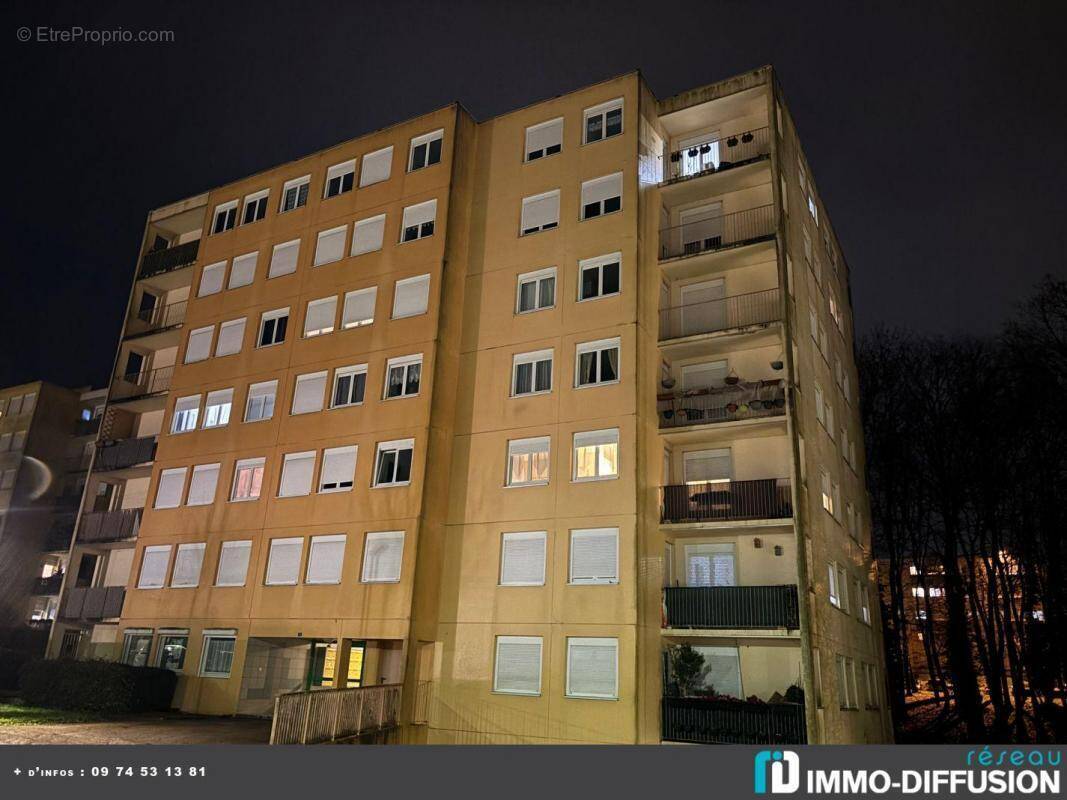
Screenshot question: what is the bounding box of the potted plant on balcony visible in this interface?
[741,131,754,144]
[724,369,740,386]
[667,644,706,697]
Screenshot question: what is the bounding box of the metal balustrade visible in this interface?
[111,365,173,401]
[94,436,157,472]
[270,683,402,744]
[138,239,199,279]
[77,508,141,543]
[131,299,187,332]
[663,585,799,629]
[660,287,781,340]
[659,205,775,261]
[662,127,771,184]
[60,586,125,621]
[660,478,792,524]
[658,379,786,429]
[661,697,806,744]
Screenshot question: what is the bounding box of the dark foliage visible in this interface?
[18,659,176,714]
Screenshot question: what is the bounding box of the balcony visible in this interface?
[661,478,792,524]
[60,586,125,621]
[661,127,770,186]
[663,585,799,630]
[94,436,157,472]
[658,380,785,430]
[661,697,806,745]
[660,288,781,342]
[660,205,774,262]
[138,239,199,280]
[126,300,188,344]
[34,574,65,596]
[77,508,141,544]
[110,365,173,403]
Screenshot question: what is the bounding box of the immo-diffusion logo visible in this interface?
[754,750,801,794]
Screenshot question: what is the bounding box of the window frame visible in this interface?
[319,445,357,493]
[199,633,237,679]
[383,354,423,400]
[568,527,619,585]
[323,159,356,199]
[579,173,623,221]
[519,190,560,236]
[572,428,620,482]
[515,266,556,314]
[279,175,310,213]
[506,436,551,488]
[565,637,619,700]
[577,252,622,302]
[257,307,289,348]
[241,189,269,226]
[372,439,414,488]
[499,531,548,587]
[330,364,368,409]
[493,635,543,696]
[574,337,621,388]
[211,200,238,235]
[231,457,265,502]
[408,129,444,172]
[582,98,624,145]
[511,349,553,397]
[524,117,563,162]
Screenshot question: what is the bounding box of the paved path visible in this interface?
[0,714,271,745]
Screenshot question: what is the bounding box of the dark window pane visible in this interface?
[396,448,413,483]
[538,276,555,308]
[602,263,620,295]
[259,320,274,347]
[604,196,621,214]
[334,375,351,406]
[581,267,600,300]
[275,316,287,342]
[535,359,552,391]
[428,137,442,165]
[546,143,561,155]
[606,108,622,137]
[522,226,538,236]
[225,208,236,229]
[527,149,543,161]
[341,172,353,193]
[411,143,426,170]
[542,221,557,230]
[403,225,419,242]
[376,451,396,484]
[386,366,404,398]
[584,202,600,219]
[515,363,532,395]
[243,203,256,225]
[600,347,619,382]
[327,176,341,197]
[212,213,225,234]
[352,373,366,403]
[405,363,421,395]
[283,188,297,212]
[420,221,434,237]
[297,183,308,206]
[586,116,603,143]
[579,352,596,385]
[518,281,536,312]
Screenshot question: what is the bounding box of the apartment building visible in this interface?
[59,65,890,744]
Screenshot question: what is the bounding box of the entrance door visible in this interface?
[680,279,726,336]
[680,203,724,255]
[684,543,736,587]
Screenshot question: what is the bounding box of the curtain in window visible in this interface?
[602,347,619,382]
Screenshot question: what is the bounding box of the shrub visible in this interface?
[18,659,176,714]
[0,647,32,690]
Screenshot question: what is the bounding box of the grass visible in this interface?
[0,702,99,726]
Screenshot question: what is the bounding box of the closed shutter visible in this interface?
[359,146,393,187]
[342,288,377,328]
[171,543,206,587]
[278,452,315,497]
[392,275,430,318]
[304,297,337,336]
[306,534,346,584]
[198,262,226,296]
[266,537,303,585]
[401,200,436,236]
[569,528,618,584]
[351,215,386,256]
[186,463,220,506]
[228,252,257,288]
[702,646,742,698]
[682,360,727,390]
[494,637,543,695]
[314,226,347,266]
[138,545,172,588]
[521,191,560,232]
[526,118,563,158]
[185,326,214,363]
[581,172,623,208]
[500,531,547,586]
[566,638,618,698]
[684,449,731,483]
[269,239,300,278]
[291,372,326,415]
[361,531,403,583]
[155,467,187,508]
[216,541,252,587]
[320,446,356,492]
[215,318,246,356]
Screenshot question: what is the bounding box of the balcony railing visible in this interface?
[663,585,799,629]
[34,574,65,596]
[660,287,781,340]
[130,299,187,332]
[658,380,786,429]
[77,508,141,544]
[662,127,771,184]
[138,239,199,279]
[270,684,402,745]
[94,436,157,472]
[60,586,125,621]
[111,365,173,401]
[660,478,792,524]
[661,697,806,745]
[660,205,774,261]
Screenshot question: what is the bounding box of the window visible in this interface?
[211,200,237,234]
[828,563,840,608]
[512,350,552,396]
[269,239,300,279]
[304,296,338,337]
[258,308,289,347]
[400,200,436,242]
[200,634,236,678]
[203,388,233,428]
[342,287,376,328]
[122,631,153,666]
[171,395,200,434]
[838,564,851,613]
[216,541,252,587]
[826,402,835,437]
[580,173,622,220]
[351,214,386,256]
[280,175,310,213]
[154,467,187,509]
[864,664,880,708]
[359,146,392,187]
[278,451,315,497]
[373,439,413,487]
[520,190,560,235]
[157,634,188,671]
[292,371,327,415]
[319,445,357,492]
[215,318,246,357]
[361,531,404,583]
[525,118,563,161]
[566,637,618,699]
[575,338,620,387]
[858,579,871,624]
[226,252,257,290]
[185,326,214,363]
[266,537,303,585]
[573,429,619,481]
[314,225,347,266]
[231,457,265,501]
[569,528,618,584]
[408,129,443,171]
[186,463,220,506]
[578,253,621,301]
[306,534,346,584]
[331,365,367,408]
[242,190,268,225]
[244,381,277,422]
[814,383,825,425]
[138,545,172,588]
[171,543,206,588]
[11,431,25,451]
[803,227,813,265]
[820,469,833,515]
[583,98,623,144]
[384,354,422,399]
[836,655,858,709]
[324,159,355,198]
[198,261,226,297]
[500,531,547,586]
[808,193,819,225]
[832,482,842,521]
[0,468,15,490]
[493,636,543,696]
[516,267,556,313]
[392,275,430,318]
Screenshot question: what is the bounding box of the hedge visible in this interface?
[18,659,177,714]
[0,647,32,691]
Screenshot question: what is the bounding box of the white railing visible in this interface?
[269,683,402,745]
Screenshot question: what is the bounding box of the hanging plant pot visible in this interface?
[727,136,739,147]
[699,143,711,154]
[663,409,674,420]
[741,131,754,143]
[774,398,786,408]
[726,403,739,413]
[687,148,698,158]
[670,151,681,163]
[771,360,784,370]
[738,403,749,412]
[724,373,740,385]
[750,400,763,410]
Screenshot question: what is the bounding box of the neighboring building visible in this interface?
[54,65,890,743]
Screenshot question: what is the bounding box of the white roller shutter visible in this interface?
[494,636,543,695]
[215,318,246,356]
[319,446,357,492]
[569,528,618,584]
[359,146,393,187]
[351,215,386,256]
[401,200,436,232]
[186,463,220,506]
[306,534,346,584]
[361,531,403,583]
[198,262,226,296]
[582,172,623,206]
[228,252,257,288]
[138,545,172,589]
[278,451,315,497]
[171,543,206,588]
[566,638,618,698]
[314,225,347,266]
[500,531,547,586]
[525,118,563,158]
[154,467,187,509]
[304,297,337,336]
[342,288,376,328]
[269,239,300,278]
[216,541,251,587]
[521,191,560,232]
[392,275,430,319]
[684,449,732,483]
[185,326,214,363]
[266,537,303,585]
[291,372,326,415]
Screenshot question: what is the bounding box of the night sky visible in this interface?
[2,1,1064,389]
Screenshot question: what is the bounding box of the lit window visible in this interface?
[171,395,200,434]
[573,429,619,481]
[203,388,233,428]
[507,437,550,487]
[231,457,265,502]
